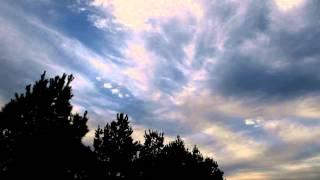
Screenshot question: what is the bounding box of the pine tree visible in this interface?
[138,130,164,178]
[0,72,97,179]
[94,113,138,178]
[159,136,224,179]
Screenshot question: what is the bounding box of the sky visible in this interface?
[0,0,320,179]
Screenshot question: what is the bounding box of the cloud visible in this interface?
[103,83,112,89]
[244,118,263,126]
[89,15,113,30]
[203,124,265,160]
[262,119,320,143]
[91,0,203,30]
[212,53,320,100]
[274,0,305,11]
[2,0,320,179]
[122,41,154,94]
[145,17,197,95]
[111,88,119,94]
[96,76,102,81]
[0,0,152,129]
[228,172,269,180]
[197,0,320,102]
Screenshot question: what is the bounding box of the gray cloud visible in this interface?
[196,0,320,101]
[212,53,320,100]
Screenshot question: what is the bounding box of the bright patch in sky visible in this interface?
[244,119,256,125]
[92,0,203,30]
[103,83,112,89]
[96,76,102,81]
[111,88,120,94]
[244,118,263,127]
[274,0,305,11]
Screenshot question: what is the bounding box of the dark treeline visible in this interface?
[0,72,224,179]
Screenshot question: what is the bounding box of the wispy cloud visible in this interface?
[1,0,320,179]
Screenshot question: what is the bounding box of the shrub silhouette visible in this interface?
[0,72,224,179]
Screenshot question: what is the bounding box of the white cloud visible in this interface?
[89,15,111,29]
[91,0,203,31]
[96,76,102,81]
[103,82,112,89]
[244,119,256,125]
[274,0,305,11]
[111,88,119,94]
[244,118,264,127]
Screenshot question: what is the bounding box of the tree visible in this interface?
[94,114,224,179]
[156,136,224,179]
[189,145,224,179]
[94,113,139,179]
[137,130,164,178]
[0,72,225,179]
[0,72,98,179]
[159,136,190,178]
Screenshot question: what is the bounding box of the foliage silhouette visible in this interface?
[0,72,224,179]
[94,113,139,178]
[0,72,100,179]
[136,130,164,178]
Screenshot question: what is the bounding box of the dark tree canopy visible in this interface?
[94,117,224,179]
[137,130,165,178]
[0,72,99,179]
[94,113,139,178]
[0,72,224,180]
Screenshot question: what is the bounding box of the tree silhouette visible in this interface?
[0,72,224,179]
[137,130,164,178]
[0,72,99,179]
[159,136,224,179]
[94,115,224,179]
[94,113,139,179]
